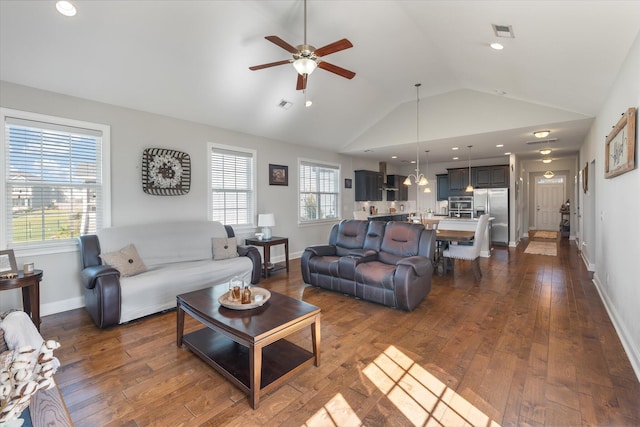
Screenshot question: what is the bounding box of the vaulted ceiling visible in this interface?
[1,1,639,165]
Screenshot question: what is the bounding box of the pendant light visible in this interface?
[465,145,474,192]
[423,150,431,193]
[403,83,428,187]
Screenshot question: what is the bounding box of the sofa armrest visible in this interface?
[304,245,337,257]
[237,245,262,284]
[80,265,120,290]
[396,256,430,277]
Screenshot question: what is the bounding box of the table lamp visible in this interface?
[258,213,275,240]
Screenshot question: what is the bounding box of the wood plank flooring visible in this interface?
[40,237,640,426]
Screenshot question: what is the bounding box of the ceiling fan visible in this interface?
[249,0,355,91]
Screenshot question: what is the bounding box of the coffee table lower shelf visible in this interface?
[183,328,315,398]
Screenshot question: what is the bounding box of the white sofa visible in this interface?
[78,221,261,328]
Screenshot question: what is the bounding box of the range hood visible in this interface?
[379,162,399,191]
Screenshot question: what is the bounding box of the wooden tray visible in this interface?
[218,287,271,310]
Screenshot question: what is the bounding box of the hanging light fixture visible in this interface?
[544,170,555,179]
[403,83,428,187]
[534,130,550,138]
[465,145,474,192]
[423,150,431,193]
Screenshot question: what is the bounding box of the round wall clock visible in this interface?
[142,148,191,195]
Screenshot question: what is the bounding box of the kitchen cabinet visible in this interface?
[472,165,509,188]
[386,175,408,201]
[355,170,383,201]
[447,168,470,196]
[436,174,449,201]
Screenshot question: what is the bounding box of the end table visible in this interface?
[0,270,44,330]
[244,237,289,278]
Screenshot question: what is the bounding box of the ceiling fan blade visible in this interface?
[317,61,356,79]
[265,35,299,54]
[296,74,307,91]
[314,38,353,57]
[249,59,292,71]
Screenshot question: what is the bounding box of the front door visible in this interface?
[534,175,565,230]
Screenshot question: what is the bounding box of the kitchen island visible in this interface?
[437,217,493,257]
[367,212,411,222]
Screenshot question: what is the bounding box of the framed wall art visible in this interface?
[344,178,352,189]
[0,249,18,278]
[142,148,191,195]
[269,164,288,186]
[605,107,636,179]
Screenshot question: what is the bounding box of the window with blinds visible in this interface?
[209,144,255,227]
[299,160,340,223]
[1,109,110,249]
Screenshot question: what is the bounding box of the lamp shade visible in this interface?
[258,213,275,227]
[293,58,317,75]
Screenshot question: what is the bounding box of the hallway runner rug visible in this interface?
[533,230,558,239]
[524,241,557,256]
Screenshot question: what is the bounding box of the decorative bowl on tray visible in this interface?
[218,287,271,310]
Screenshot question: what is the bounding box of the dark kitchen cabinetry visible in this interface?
[386,175,408,201]
[355,170,383,201]
[436,174,449,201]
[473,165,509,188]
[447,168,470,196]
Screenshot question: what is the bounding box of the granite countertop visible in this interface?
[367,211,410,218]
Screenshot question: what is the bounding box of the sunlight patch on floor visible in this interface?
[303,393,362,427]
[363,345,501,427]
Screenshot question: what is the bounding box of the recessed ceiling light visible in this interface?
[305,100,312,107]
[453,157,459,160]
[496,144,504,148]
[534,130,550,138]
[504,152,511,155]
[490,42,504,50]
[452,147,459,151]
[539,148,552,155]
[410,160,416,164]
[542,158,552,164]
[391,156,397,159]
[56,1,76,16]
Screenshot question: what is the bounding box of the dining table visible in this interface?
[434,229,475,275]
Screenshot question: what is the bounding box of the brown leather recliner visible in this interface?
[301,220,436,311]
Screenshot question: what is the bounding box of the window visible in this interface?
[1,108,110,252]
[299,159,340,223]
[209,143,255,228]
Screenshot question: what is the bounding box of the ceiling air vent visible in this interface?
[492,24,514,38]
[277,99,293,110]
[526,138,558,145]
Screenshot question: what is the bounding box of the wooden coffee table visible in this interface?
[176,285,321,409]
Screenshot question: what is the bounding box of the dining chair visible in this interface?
[442,214,489,281]
[422,218,439,230]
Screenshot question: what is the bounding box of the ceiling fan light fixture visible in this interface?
[542,158,552,164]
[293,58,317,75]
[534,130,550,138]
[539,148,552,155]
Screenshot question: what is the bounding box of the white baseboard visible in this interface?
[592,273,640,383]
[41,296,84,317]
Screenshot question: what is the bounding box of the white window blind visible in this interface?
[2,113,108,249]
[210,145,255,227]
[299,160,340,222]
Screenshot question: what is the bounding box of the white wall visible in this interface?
[0,81,355,315]
[580,32,640,378]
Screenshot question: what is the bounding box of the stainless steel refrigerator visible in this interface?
[473,188,509,246]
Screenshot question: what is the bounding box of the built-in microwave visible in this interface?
[448,196,473,217]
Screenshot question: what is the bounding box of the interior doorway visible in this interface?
[534,174,565,231]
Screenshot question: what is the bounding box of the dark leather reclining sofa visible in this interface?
[301,220,436,311]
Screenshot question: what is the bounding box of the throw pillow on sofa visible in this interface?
[99,243,147,277]
[211,237,239,260]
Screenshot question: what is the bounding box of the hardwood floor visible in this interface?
[41,237,640,426]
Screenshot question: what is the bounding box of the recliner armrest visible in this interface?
[80,265,120,290]
[347,248,378,259]
[396,256,430,277]
[305,245,337,257]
